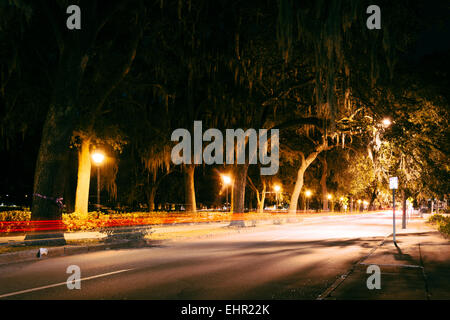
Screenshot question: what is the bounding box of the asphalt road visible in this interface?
[0,212,398,300]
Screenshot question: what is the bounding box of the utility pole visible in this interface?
[97,166,100,210]
[393,189,396,244]
[402,190,406,229]
[389,177,398,245]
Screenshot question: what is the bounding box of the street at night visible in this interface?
[1,212,448,300]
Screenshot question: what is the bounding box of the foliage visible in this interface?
[0,210,31,221]
[428,214,450,237]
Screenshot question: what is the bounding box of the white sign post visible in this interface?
[389,177,398,245]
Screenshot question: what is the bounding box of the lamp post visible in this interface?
[221,174,232,210]
[389,177,398,245]
[328,194,333,212]
[91,151,105,210]
[274,184,281,209]
[305,190,312,211]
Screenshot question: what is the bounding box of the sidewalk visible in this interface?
[325,218,450,300]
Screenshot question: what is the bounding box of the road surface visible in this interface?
[0,212,399,299]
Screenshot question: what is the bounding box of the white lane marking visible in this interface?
[0,268,133,299]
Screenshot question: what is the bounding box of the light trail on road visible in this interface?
[0,211,403,300]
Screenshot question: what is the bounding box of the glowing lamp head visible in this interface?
[382,118,392,127]
[327,194,332,200]
[92,152,105,164]
[222,175,232,185]
[274,185,281,192]
[305,190,312,197]
[357,199,362,204]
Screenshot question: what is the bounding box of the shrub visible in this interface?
[437,221,450,236]
[0,210,31,221]
[428,214,450,237]
[428,214,448,224]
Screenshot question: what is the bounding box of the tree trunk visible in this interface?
[31,105,77,221]
[26,46,88,245]
[289,145,326,214]
[289,164,306,214]
[368,186,378,211]
[30,43,86,222]
[26,101,78,245]
[229,164,249,227]
[320,156,328,211]
[148,186,156,212]
[184,164,196,212]
[232,164,249,213]
[63,148,77,213]
[74,138,91,218]
[257,183,266,213]
[248,176,266,214]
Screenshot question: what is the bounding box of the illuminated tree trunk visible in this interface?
[290,164,306,214]
[247,176,266,213]
[74,139,91,218]
[257,183,266,213]
[289,148,323,214]
[148,186,156,212]
[184,164,196,212]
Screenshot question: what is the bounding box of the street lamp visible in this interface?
[305,190,312,211]
[363,200,369,211]
[274,184,281,209]
[382,118,392,127]
[221,174,232,210]
[91,151,105,210]
[357,199,362,212]
[328,194,333,212]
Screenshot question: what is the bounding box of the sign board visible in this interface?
[389,177,398,190]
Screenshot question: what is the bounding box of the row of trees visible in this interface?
[0,1,448,222]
